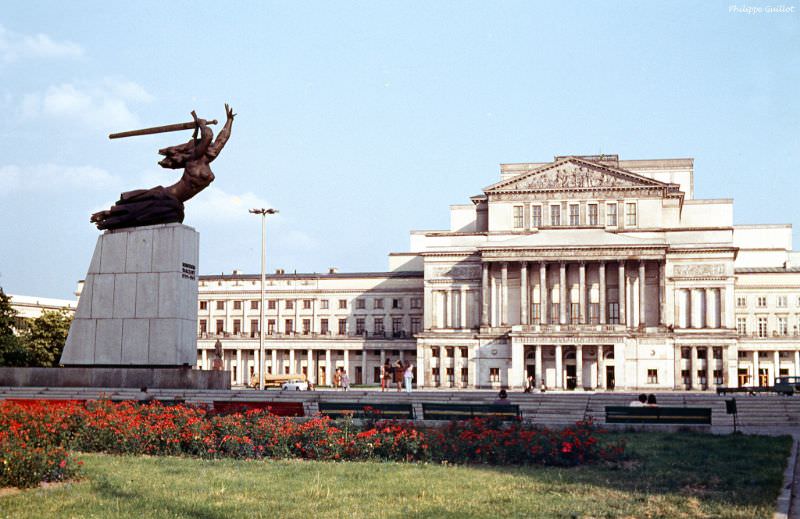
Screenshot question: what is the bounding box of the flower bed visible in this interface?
[0,400,624,488]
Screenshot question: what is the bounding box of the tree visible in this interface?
[19,309,73,367]
[0,289,27,366]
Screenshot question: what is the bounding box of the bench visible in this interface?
[212,401,305,417]
[422,403,520,421]
[605,406,712,425]
[317,402,414,419]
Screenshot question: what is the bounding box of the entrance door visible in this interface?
[606,366,615,390]
[758,368,769,387]
[355,366,363,385]
[738,368,749,387]
[566,365,577,390]
[319,367,326,386]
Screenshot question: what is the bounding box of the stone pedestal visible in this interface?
[61,223,198,367]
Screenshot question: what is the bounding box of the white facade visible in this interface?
[191,154,800,390]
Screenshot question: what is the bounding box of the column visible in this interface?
[599,262,607,325]
[705,288,715,329]
[555,344,563,389]
[795,351,800,377]
[722,346,730,387]
[618,261,626,326]
[344,350,350,379]
[705,348,713,389]
[520,262,529,325]
[361,350,368,385]
[576,344,583,389]
[658,261,666,325]
[510,341,524,388]
[201,349,208,369]
[539,262,548,324]
[559,262,567,325]
[690,346,698,389]
[753,350,760,386]
[691,289,704,329]
[307,349,315,384]
[481,263,490,326]
[454,345,462,388]
[271,349,278,375]
[460,286,468,329]
[236,348,243,385]
[579,262,587,324]
[380,349,386,366]
[535,344,543,388]
[597,345,604,389]
[445,289,453,329]
[638,261,646,328]
[289,349,295,374]
[674,345,683,389]
[325,349,332,386]
[501,262,509,326]
[719,288,727,329]
[399,350,405,362]
[253,349,259,381]
[774,350,780,384]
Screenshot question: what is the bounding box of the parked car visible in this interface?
[281,379,309,391]
[774,376,800,396]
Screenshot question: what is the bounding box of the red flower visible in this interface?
[561,442,573,453]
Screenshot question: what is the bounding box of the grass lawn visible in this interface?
[0,432,791,519]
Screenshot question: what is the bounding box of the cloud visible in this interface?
[0,164,117,195]
[188,185,276,223]
[20,78,153,130]
[0,25,83,63]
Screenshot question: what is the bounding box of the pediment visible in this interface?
[484,158,672,193]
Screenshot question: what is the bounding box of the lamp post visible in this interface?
[249,207,278,390]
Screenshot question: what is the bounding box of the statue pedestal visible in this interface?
[61,223,199,367]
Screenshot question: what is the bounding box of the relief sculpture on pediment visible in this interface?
[672,264,726,277]
[428,265,482,280]
[515,164,632,190]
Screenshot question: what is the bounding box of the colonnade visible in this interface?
[675,288,726,329]
[515,343,614,390]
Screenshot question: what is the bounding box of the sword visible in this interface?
[109,119,219,139]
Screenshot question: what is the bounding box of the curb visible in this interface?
[775,439,798,519]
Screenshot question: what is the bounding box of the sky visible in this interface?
[0,1,798,300]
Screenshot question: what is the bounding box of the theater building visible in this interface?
[195,155,800,390]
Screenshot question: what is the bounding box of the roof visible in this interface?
[478,229,667,249]
[198,271,423,282]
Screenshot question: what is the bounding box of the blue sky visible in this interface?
[1,1,798,299]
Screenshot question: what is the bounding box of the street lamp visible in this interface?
[249,207,278,390]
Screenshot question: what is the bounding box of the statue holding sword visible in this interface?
[90,103,235,230]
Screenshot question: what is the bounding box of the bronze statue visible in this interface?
[90,104,236,230]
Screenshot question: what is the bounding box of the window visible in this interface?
[737,317,748,335]
[285,300,294,310]
[374,317,384,335]
[338,299,347,309]
[302,319,311,335]
[303,299,312,309]
[588,303,599,324]
[445,347,454,358]
[268,300,277,310]
[489,368,500,383]
[284,319,293,334]
[647,369,658,384]
[550,303,560,323]
[216,301,225,310]
[607,303,619,324]
[681,348,691,360]
[625,203,637,226]
[320,299,329,310]
[713,370,723,385]
[392,317,403,336]
[320,319,329,334]
[778,317,788,335]
[550,205,561,226]
[410,297,422,309]
[199,301,208,310]
[460,347,468,357]
[736,296,747,308]
[215,320,224,334]
[570,303,580,324]
[531,303,541,323]
[392,298,403,309]
[338,319,347,335]
[446,367,455,383]
[356,318,365,335]
[199,319,207,334]
[606,203,617,226]
[432,367,440,384]
[267,319,275,334]
[356,298,365,310]
[374,298,384,309]
[461,367,469,383]
[233,319,241,335]
[569,204,579,226]
[250,319,259,335]
[531,205,542,227]
[777,295,788,308]
[758,317,768,338]
[233,300,242,310]
[250,300,259,310]
[411,317,422,334]
[757,296,767,308]
[681,369,690,385]
[431,347,440,358]
[588,204,598,226]
[513,205,523,228]
[713,347,723,359]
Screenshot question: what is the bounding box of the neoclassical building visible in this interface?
[193,154,800,390]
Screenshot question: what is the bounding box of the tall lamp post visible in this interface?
[249,207,278,390]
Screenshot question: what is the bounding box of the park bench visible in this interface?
[212,401,305,416]
[422,402,520,421]
[605,406,712,425]
[317,402,414,419]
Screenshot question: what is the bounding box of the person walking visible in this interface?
[394,360,404,392]
[341,370,350,391]
[403,363,414,393]
[381,360,391,392]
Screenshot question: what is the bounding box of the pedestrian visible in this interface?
[493,389,509,405]
[382,360,392,392]
[629,394,647,407]
[404,363,414,393]
[525,375,534,393]
[333,367,341,390]
[646,394,658,406]
[341,370,350,391]
[394,360,404,392]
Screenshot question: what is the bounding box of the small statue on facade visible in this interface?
[212,339,224,371]
[90,104,235,230]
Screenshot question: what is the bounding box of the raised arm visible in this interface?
[206,103,235,161]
